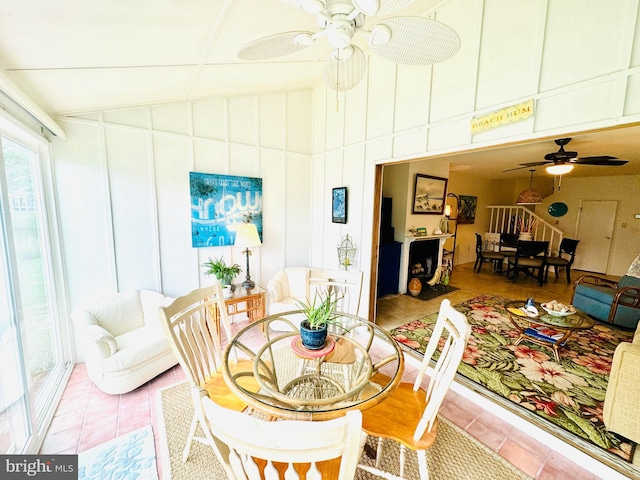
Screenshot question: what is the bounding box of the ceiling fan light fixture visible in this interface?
[331,45,354,60]
[353,0,380,16]
[299,0,325,14]
[293,32,314,46]
[368,24,392,47]
[546,164,574,175]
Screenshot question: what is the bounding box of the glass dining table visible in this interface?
[222,310,405,420]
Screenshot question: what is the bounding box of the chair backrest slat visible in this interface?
[159,282,231,387]
[201,395,362,480]
[559,238,580,258]
[413,298,471,441]
[516,240,549,258]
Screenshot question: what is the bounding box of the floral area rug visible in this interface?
[390,294,635,462]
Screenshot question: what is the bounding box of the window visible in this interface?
[0,116,70,454]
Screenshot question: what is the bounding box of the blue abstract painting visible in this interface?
[190,172,263,247]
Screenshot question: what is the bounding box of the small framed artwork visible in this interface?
[412,174,448,214]
[458,195,478,224]
[332,187,347,224]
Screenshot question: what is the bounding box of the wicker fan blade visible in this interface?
[575,156,629,166]
[323,45,366,92]
[502,162,549,172]
[238,31,314,60]
[369,17,460,65]
[377,0,416,15]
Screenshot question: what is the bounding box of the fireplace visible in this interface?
[398,234,451,294]
[407,239,440,289]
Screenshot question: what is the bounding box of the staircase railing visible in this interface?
[487,205,564,253]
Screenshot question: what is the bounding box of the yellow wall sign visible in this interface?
[471,100,534,135]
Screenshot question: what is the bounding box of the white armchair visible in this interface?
[267,267,363,315]
[72,290,178,394]
[266,267,311,315]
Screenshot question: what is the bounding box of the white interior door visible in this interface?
[572,200,617,274]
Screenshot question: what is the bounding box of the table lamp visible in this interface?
[234,222,261,288]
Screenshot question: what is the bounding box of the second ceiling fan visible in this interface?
[504,138,629,174]
[237,0,461,91]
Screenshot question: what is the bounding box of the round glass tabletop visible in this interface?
[222,311,405,420]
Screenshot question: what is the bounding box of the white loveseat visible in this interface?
[72,290,178,394]
[266,268,363,316]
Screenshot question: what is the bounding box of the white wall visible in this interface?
[52,91,314,310]
[536,174,640,275]
[50,0,640,319]
[310,0,640,306]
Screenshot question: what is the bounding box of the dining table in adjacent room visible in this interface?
[222,310,405,420]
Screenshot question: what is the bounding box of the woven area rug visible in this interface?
[390,294,636,463]
[78,425,158,480]
[157,381,531,480]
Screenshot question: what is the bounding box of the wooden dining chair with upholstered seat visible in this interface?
[544,238,580,283]
[357,298,471,480]
[200,390,363,480]
[474,233,505,273]
[159,281,258,462]
[506,240,549,286]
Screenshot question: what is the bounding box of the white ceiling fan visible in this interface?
[237,0,461,91]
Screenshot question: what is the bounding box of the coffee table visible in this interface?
[504,300,595,361]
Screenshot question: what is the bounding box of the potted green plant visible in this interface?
[296,291,341,350]
[202,257,242,292]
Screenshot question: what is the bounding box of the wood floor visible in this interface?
[376,261,582,331]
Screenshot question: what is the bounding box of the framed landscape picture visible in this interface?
[412,174,448,214]
[332,187,347,223]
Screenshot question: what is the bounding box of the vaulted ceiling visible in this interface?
[1,0,639,178]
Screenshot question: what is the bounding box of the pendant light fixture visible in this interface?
[516,170,543,205]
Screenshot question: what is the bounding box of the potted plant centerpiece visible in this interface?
[202,257,242,297]
[296,291,341,350]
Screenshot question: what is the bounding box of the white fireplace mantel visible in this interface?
[399,234,452,294]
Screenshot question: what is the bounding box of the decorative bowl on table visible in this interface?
[541,300,576,317]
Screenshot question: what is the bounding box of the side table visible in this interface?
[224,284,266,323]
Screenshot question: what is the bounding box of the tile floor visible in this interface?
[40,262,632,480]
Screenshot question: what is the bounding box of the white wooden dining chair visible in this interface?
[200,391,363,480]
[357,298,471,480]
[159,281,257,462]
[300,271,367,391]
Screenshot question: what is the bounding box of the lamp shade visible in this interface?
[234,223,261,248]
[444,204,452,217]
[516,189,543,205]
[517,170,543,205]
